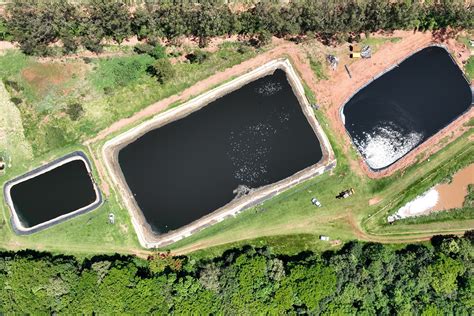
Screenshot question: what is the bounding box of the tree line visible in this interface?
[1,0,472,56]
[0,234,472,314]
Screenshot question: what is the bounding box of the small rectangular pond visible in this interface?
[342,46,472,171]
[105,59,334,247]
[4,152,102,234]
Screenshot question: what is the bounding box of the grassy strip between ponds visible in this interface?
[465,56,474,81]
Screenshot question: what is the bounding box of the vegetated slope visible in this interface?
[0,234,471,314]
[0,43,256,157]
[0,81,32,167]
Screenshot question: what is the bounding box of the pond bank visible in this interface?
[103,59,335,248]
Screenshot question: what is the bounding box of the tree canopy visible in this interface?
[0,234,472,314]
[3,0,473,55]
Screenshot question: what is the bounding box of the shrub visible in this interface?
[257,30,272,47]
[236,44,251,55]
[10,97,22,105]
[89,55,154,91]
[185,50,208,64]
[4,80,21,92]
[0,17,13,41]
[149,43,167,60]
[249,30,272,48]
[65,102,84,121]
[134,43,167,60]
[81,35,103,54]
[134,43,154,55]
[147,58,175,84]
[464,184,474,208]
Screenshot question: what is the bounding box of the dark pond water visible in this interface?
[119,69,323,234]
[343,46,472,170]
[10,159,97,228]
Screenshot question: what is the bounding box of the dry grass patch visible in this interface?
[21,61,86,98]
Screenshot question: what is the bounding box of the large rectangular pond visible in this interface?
[119,69,324,234]
[342,46,472,170]
[4,152,101,234]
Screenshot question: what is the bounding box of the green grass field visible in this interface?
[465,57,474,81]
[307,55,328,80]
[358,36,402,53]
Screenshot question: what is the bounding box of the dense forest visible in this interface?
[0,234,472,314]
[1,0,472,56]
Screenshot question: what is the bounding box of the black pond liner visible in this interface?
[3,151,102,235]
[118,69,324,234]
[341,45,473,171]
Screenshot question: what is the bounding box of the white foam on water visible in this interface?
[395,188,439,218]
[227,122,276,184]
[354,123,423,169]
[255,81,282,96]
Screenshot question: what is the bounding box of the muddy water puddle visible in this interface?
[432,163,474,211]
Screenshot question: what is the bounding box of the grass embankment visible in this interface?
[465,57,474,81]
[307,55,328,81]
[456,34,473,81]
[0,143,141,258]
[0,42,259,256]
[359,36,402,53]
[167,70,474,258]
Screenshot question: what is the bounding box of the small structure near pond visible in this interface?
[108,213,115,224]
[0,157,5,174]
[326,54,339,70]
[320,235,330,241]
[360,46,372,58]
[311,197,322,207]
[336,188,355,199]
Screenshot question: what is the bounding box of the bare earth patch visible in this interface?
[369,197,382,206]
[21,61,86,97]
